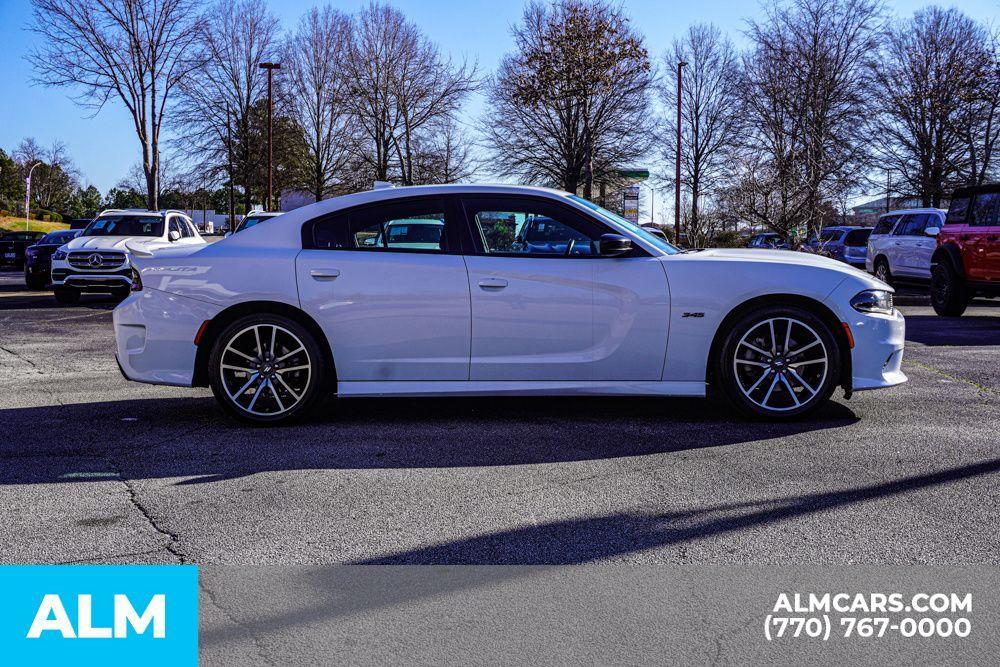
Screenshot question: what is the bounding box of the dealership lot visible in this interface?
[1,271,998,566]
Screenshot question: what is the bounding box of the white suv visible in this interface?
[51,209,206,303]
[866,208,946,284]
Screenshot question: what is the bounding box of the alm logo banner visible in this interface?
[0,565,198,666]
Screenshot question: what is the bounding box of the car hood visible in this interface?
[667,247,889,289]
[63,236,167,251]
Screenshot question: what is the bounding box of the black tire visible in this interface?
[53,286,80,304]
[208,314,326,424]
[715,305,841,420]
[24,272,47,290]
[930,262,968,317]
[873,257,893,286]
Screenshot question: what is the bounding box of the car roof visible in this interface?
[952,182,1000,198]
[879,208,946,217]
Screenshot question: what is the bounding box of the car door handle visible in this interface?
[478,278,508,289]
[310,268,341,280]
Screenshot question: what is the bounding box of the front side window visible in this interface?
[894,214,930,236]
[970,193,999,227]
[465,199,597,257]
[310,199,448,252]
[168,218,183,239]
[873,215,899,235]
[83,215,164,237]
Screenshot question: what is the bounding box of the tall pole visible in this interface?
[885,169,891,213]
[675,61,687,246]
[259,62,281,211]
[25,161,41,232]
[226,103,235,231]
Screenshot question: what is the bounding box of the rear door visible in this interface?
[296,197,472,382]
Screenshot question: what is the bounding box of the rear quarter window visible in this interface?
[843,229,872,246]
[945,197,970,225]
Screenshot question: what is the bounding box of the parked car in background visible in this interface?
[51,209,207,303]
[930,183,1000,316]
[865,208,946,284]
[113,184,905,424]
[0,231,46,270]
[747,232,789,249]
[803,226,872,268]
[230,211,283,235]
[23,229,82,289]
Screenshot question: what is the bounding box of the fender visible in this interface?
[931,243,965,278]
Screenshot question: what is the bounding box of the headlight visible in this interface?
[851,289,893,315]
[52,250,67,260]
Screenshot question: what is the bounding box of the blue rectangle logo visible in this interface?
[0,565,198,666]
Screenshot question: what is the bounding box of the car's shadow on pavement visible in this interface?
[906,314,1000,346]
[0,395,859,485]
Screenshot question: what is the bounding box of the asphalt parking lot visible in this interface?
[1,271,998,567]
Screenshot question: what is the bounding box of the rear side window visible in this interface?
[946,197,970,224]
[843,229,872,246]
[309,199,448,252]
[820,230,842,242]
[970,193,1000,227]
[873,215,899,235]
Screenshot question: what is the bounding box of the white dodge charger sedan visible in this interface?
[113,185,905,423]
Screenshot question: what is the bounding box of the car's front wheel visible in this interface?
[930,262,968,317]
[716,306,841,419]
[208,314,326,424]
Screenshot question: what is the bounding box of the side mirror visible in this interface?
[168,229,181,242]
[598,233,632,257]
[925,226,940,237]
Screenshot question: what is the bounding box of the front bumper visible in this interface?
[114,288,221,386]
[51,258,132,292]
[846,308,906,391]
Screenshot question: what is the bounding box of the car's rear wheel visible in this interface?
[24,272,47,290]
[930,262,968,317]
[873,257,892,286]
[53,286,80,304]
[716,306,840,419]
[208,314,325,424]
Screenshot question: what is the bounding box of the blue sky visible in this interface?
[1,0,997,197]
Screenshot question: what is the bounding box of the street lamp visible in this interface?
[675,60,687,246]
[638,181,655,225]
[259,61,282,212]
[25,161,42,231]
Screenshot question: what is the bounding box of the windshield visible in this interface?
[568,195,679,254]
[236,214,276,233]
[40,231,77,245]
[84,215,163,237]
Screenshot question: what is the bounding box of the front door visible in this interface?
[461,196,669,382]
[296,197,471,382]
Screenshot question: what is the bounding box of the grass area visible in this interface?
[0,216,70,234]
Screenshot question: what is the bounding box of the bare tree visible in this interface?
[283,6,354,201]
[733,0,882,240]
[660,23,742,237]
[872,7,998,207]
[29,0,202,210]
[14,138,79,211]
[342,2,476,185]
[483,0,653,197]
[173,0,280,212]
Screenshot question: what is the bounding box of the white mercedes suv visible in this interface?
[113,185,906,423]
[51,209,206,303]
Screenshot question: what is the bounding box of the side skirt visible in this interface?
[336,381,707,398]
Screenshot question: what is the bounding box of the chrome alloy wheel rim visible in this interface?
[733,317,828,412]
[220,324,311,416]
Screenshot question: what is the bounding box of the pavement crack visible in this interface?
[906,359,996,396]
[103,456,188,564]
[199,576,275,666]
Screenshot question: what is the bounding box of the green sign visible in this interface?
[616,169,650,180]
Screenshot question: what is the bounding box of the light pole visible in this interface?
[226,102,236,231]
[25,161,42,231]
[638,181,655,225]
[675,60,687,246]
[259,62,281,211]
